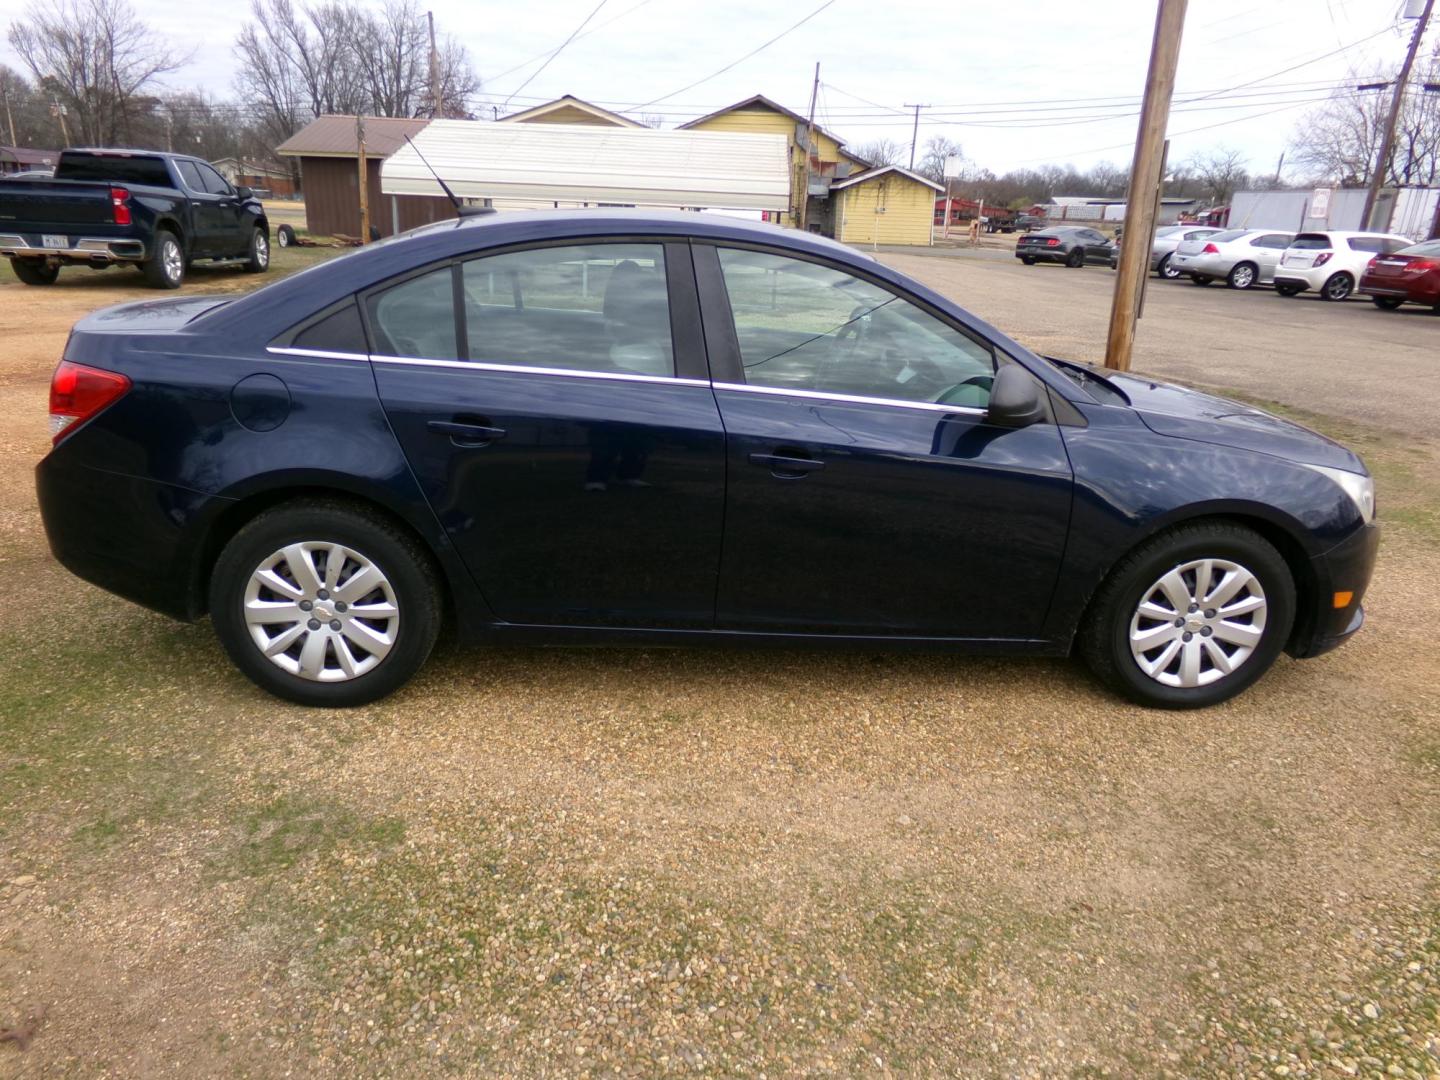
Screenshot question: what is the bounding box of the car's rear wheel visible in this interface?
[1321,272,1354,301]
[1079,522,1295,709]
[1371,296,1403,310]
[1227,261,1258,290]
[10,258,59,286]
[1066,248,1084,268]
[243,226,270,273]
[142,230,185,289]
[1190,274,1212,285]
[209,502,442,707]
[1157,253,1180,279]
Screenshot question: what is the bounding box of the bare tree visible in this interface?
[1184,146,1250,204]
[639,113,664,129]
[8,0,186,145]
[1289,60,1440,187]
[916,135,964,182]
[851,137,905,167]
[0,64,55,146]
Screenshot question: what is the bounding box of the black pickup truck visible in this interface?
[0,149,269,289]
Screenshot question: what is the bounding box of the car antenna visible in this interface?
[403,133,494,218]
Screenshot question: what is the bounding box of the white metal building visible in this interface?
[380,119,790,214]
[1228,187,1440,240]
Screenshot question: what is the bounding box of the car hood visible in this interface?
[1106,371,1365,473]
[74,295,233,333]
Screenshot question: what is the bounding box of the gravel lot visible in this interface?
[1,244,1438,1079]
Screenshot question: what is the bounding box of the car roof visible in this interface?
[1294,230,1408,239]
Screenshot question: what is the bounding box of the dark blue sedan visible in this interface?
[36,210,1378,708]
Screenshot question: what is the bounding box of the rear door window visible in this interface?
[1253,233,1292,248]
[176,161,206,193]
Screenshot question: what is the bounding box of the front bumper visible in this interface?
[1288,522,1380,659]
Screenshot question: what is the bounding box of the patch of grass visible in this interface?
[212,794,406,881]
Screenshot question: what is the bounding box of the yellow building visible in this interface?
[498,95,643,128]
[678,94,937,246]
[830,165,944,247]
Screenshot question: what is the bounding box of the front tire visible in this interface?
[1321,272,1354,301]
[142,230,185,289]
[1079,522,1295,709]
[1227,261,1258,290]
[243,226,270,273]
[209,502,442,707]
[10,258,59,286]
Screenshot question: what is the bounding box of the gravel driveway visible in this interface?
[1,253,1437,1079]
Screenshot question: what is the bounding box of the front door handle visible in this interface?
[427,419,507,446]
[749,452,824,479]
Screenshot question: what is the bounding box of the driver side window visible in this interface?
[716,248,996,408]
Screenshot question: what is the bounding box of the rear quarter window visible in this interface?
[55,153,176,187]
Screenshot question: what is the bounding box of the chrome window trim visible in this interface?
[713,381,987,416]
[266,346,369,362]
[369,353,709,388]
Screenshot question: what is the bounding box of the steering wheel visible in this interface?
[933,374,994,407]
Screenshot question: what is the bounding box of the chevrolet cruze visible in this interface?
[36,210,1378,709]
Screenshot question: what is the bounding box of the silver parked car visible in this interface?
[1167,228,1296,290]
[1109,224,1227,278]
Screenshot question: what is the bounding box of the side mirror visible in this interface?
[234,185,253,199]
[987,364,1046,428]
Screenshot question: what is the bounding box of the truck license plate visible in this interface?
[41,234,69,249]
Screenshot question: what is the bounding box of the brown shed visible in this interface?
[276,115,456,239]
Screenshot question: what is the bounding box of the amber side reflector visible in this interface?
[1333,591,1354,609]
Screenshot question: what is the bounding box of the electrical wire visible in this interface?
[626,0,838,110]
[498,0,611,111]
[486,0,654,84]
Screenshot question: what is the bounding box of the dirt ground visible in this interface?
[1,246,1438,1079]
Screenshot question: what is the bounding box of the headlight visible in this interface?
[1304,463,1375,524]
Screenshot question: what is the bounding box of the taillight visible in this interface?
[1202,243,1219,254]
[1313,252,1332,267]
[1407,258,1438,272]
[49,361,131,444]
[1046,238,1059,246]
[110,186,131,226]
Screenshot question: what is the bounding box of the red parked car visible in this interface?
[1359,239,1440,311]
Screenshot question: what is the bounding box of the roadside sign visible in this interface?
[1309,187,1331,220]
[943,155,962,179]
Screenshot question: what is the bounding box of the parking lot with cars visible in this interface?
[3,239,1439,1077]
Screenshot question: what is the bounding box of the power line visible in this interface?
[498,0,611,111]
[627,0,838,110]
[487,0,654,84]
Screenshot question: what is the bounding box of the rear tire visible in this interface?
[1321,272,1354,301]
[1227,261,1258,290]
[1079,522,1295,710]
[1372,297,1403,310]
[1156,253,1180,279]
[209,502,443,707]
[10,258,59,286]
[243,226,270,273]
[142,230,185,289]
[1066,248,1084,268]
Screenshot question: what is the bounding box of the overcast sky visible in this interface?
[0,0,1428,174]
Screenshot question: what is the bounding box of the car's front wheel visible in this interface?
[1079,522,1295,709]
[209,502,442,707]
[1190,274,1212,286]
[1275,283,1302,297]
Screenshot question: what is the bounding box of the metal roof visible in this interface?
[498,95,643,128]
[276,115,431,159]
[380,119,790,210]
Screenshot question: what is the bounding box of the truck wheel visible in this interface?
[143,230,185,289]
[276,223,297,248]
[244,226,270,273]
[10,258,60,286]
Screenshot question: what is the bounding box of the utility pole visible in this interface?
[904,103,929,170]
[1360,0,1434,230]
[356,114,370,243]
[50,100,71,146]
[2,84,16,146]
[1105,0,1186,372]
[428,10,443,119]
[799,62,819,231]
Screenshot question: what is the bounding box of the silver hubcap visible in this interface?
[1161,259,1179,278]
[1326,276,1350,299]
[255,231,269,266]
[1128,558,1268,689]
[163,239,183,283]
[243,541,399,682]
[1233,266,1253,287]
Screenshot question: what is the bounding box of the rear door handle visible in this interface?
[427,419,507,445]
[749,452,824,479]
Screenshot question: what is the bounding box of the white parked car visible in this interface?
[1273,231,1415,301]
[1167,228,1296,290]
